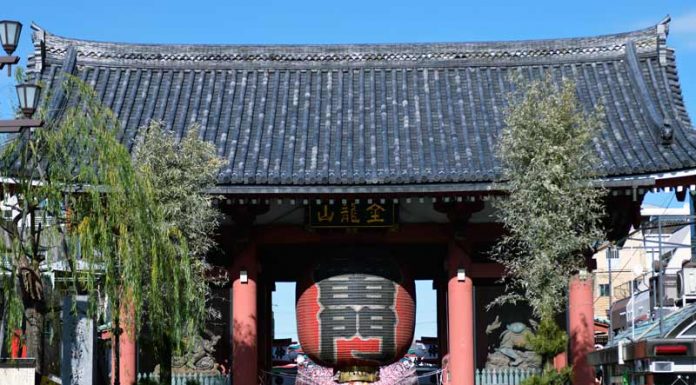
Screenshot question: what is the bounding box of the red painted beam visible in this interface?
[249,222,506,246]
[468,263,505,279]
[655,174,696,188]
[252,223,452,245]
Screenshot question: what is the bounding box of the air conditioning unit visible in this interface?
[650,275,678,309]
[677,263,696,306]
[650,361,674,373]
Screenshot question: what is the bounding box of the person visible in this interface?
[595,365,604,385]
[219,358,229,375]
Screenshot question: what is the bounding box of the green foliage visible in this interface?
[185,380,201,385]
[527,316,567,368]
[0,75,208,359]
[132,122,224,351]
[133,122,223,261]
[521,368,572,385]
[492,76,606,318]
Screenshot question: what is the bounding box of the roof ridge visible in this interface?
[624,41,668,142]
[30,22,663,65]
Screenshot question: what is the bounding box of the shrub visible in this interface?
[521,367,572,385]
[137,378,161,385]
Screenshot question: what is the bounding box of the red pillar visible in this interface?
[446,241,475,385]
[553,352,567,371]
[112,303,136,385]
[569,273,594,385]
[232,243,258,385]
[10,330,27,358]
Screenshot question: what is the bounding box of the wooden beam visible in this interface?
[0,119,43,132]
[468,263,505,279]
[251,223,451,245]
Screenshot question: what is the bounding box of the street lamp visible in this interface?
[16,83,41,118]
[0,82,44,132]
[0,20,21,76]
[0,18,44,132]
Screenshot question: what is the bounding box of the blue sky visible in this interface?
[2,0,695,341]
[1,1,695,117]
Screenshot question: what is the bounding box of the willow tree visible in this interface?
[133,122,224,384]
[0,76,207,381]
[492,78,606,383]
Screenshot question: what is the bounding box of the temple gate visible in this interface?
[28,17,696,385]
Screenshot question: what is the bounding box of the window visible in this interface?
[678,321,696,338]
[608,249,620,259]
[599,284,610,297]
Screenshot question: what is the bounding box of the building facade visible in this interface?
[28,17,696,385]
[594,197,695,339]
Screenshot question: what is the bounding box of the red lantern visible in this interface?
[296,254,416,383]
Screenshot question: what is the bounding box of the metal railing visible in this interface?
[137,367,537,385]
[475,368,541,385]
[137,372,231,385]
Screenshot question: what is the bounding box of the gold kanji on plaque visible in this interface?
[340,203,360,224]
[317,204,335,223]
[365,203,386,224]
[340,204,350,223]
[308,200,396,228]
[339,203,360,224]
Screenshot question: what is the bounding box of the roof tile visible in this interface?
[29,22,696,193]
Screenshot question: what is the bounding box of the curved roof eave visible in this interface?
[29,21,664,69]
[25,17,696,197]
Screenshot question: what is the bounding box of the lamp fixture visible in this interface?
[0,19,43,132]
[0,82,43,132]
[0,20,21,76]
[457,268,466,282]
[16,83,41,118]
[0,20,21,55]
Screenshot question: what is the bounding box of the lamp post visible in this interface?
[0,19,44,132]
[0,20,21,76]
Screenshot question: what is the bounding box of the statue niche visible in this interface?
[484,316,541,369]
[170,329,222,373]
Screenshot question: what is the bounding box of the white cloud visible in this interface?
[671,11,696,34]
[669,11,696,51]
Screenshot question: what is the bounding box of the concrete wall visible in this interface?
[0,359,35,385]
[593,235,648,319]
[61,296,96,385]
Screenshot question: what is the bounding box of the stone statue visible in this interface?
[485,316,541,369]
[171,330,221,372]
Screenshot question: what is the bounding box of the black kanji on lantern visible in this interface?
[317,274,397,363]
[311,257,404,364]
[296,254,416,370]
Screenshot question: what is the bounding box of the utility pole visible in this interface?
[607,247,614,343]
[658,216,665,336]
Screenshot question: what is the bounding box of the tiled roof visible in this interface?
[609,304,696,345]
[27,19,696,194]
